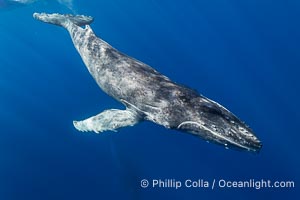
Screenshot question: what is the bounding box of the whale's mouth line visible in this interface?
[177,121,258,151]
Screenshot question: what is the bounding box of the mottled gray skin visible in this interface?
[34,13,262,152]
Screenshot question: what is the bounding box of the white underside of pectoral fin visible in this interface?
[73,109,140,133]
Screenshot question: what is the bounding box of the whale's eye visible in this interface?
[200,102,223,116]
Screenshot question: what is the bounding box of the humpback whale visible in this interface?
[33,13,262,152]
[0,1,74,11]
[0,0,36,8]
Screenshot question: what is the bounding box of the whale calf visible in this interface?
[33,13,262,152]
[0,0,74,10]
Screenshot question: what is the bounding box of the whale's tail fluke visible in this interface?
[33,12,93,27]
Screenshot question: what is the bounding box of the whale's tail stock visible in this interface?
[33,12,93,27]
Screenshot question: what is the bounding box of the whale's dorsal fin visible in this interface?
[73,108,141,133]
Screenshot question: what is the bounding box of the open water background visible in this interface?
[0,0,299,199]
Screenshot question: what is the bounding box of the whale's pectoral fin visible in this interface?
[73,109,141,133]
[33,13,93,27]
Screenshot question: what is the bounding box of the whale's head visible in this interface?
[177,97,262,152]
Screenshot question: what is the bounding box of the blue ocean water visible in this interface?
[0,0,299,199]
